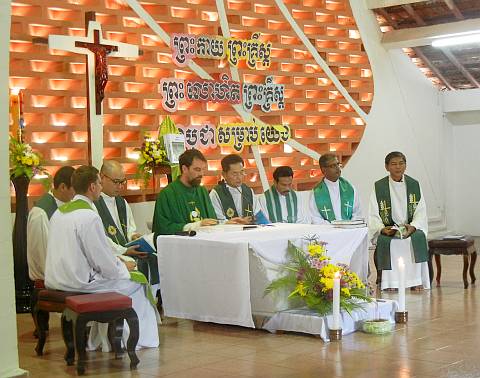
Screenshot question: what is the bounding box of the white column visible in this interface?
[0,1,28,376]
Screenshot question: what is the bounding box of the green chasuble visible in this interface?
[313,177,355,222]
[212,182,253,219]
[264,186,298,223]
[35,192,58,220]
[94,195,160,285]
[374,175,428,270]
[152,178,217,236]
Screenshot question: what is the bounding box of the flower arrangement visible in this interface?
[265,236,371,316]
[9,136,49,181]
[135,133,170,186]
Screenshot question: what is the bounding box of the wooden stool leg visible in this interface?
[108,319,124,359]
[61,314,75,366]
[434,254,442,286]
[463,254,470,289]
[34,309,49,356]
[124,309,140,370]
[74,317,88,375]
[470,251,477,284]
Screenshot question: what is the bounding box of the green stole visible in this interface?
[94,196,128,246]
[213,182,254,219]
[152,178,217,236]
[374,175,428,270]
[35,192,58,220]
[313,177,354,222]
[264,186,298,223]
[94,195,160,286]
[59,198,156,307]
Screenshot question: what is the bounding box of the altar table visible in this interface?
[157,223,368,328]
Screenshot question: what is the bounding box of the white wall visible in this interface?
[345,1,447,234]
[0,0,28,376]
[443,89,480,235]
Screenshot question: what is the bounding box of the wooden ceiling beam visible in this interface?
[443,0,464,20]
[381,18,480,49]
[403,4,427,26]
[442,48,480,88]
[377,8,398,28]
[366,0,426,10]
[413,47,455,90]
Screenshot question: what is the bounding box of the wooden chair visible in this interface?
[61,292,140,375]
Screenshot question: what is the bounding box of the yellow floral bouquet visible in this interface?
[9,136,49,181]
[265,237,371,315]
[136,133,170,186]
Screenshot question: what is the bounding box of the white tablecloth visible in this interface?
[263,299,398,341]
[157,224,368,328]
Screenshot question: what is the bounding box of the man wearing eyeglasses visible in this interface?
[309,153,362,224]
[94,160,159,287]
[209,154,261,225]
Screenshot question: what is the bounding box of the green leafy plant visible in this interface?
[265,237,372,316]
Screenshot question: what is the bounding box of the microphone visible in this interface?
[174,230,197,237]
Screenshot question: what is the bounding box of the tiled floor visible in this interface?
[18,255,480,377]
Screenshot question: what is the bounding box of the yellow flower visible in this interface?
[289,282,306,297]
[341,287,351,297]
[308,244,324,256]
[107,225,117,236]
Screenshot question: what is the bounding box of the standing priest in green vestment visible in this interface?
[259,166,309,223]
[368,151,430,291]
[94,160,159,286]
[27,166,75,282]
[209,154,261,224]
[309,154,362,224]
[152,148,217,236]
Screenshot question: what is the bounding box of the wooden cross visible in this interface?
[48,12,138,167]
[320,205,331,219]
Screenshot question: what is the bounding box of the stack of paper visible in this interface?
[331,219,367,229]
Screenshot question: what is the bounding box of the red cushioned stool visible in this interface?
[32,287,86,356]
[62,292,139,375]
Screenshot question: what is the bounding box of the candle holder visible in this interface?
[395,311,408,324]
[329,328,342,341]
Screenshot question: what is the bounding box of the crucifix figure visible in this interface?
[320,205,331,220]
[48,12,138,167]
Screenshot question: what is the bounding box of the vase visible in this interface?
[152,165,172,192]
[11,174,33,313]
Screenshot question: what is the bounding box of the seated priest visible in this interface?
[27,165,75,282]
[209,154,261,224]
[152,148,217,236]
[44,166,159,349]
[259,166,310,223]
[309,153,362,224]
[368,151,430,291]
[95,160,159,287]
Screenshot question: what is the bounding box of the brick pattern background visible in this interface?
[9,0,373,204]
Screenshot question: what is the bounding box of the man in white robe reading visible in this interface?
[45,165,159,349]
[27,166,75,282]
[310,154,362,224]
[210,154,262,224]
[259,166,309,223]
[95,160,159,287]
[368,151,430,291]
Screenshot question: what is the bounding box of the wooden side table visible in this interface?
[428,237,477,289]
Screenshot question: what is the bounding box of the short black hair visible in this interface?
[53,166,75,189]
[221,154,244,172]
[71,166,99,194]
[179,148,207,170]
[319,153,337,168]
[273,166,293,181]
[385,151,406,165]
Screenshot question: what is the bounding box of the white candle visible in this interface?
[398,257,406,311]
[332,271,341,330]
